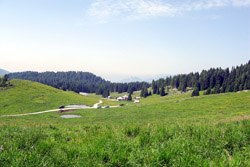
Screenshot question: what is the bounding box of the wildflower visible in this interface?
[1,145,3,151]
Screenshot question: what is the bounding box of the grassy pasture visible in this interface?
[0,79,99,115]
[0,80,249,166]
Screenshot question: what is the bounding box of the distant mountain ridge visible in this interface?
[120,74,171,83]
[0,69,9,76]
[119,76,144,83]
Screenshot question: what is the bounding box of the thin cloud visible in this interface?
[87,0,178,22]
[87,0,250,22]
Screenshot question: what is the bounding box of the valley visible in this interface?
[0,78,249,166]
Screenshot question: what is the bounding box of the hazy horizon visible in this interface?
[2,59,248,82]
[1,0,249,82]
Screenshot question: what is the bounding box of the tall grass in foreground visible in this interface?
[0,120,249,166]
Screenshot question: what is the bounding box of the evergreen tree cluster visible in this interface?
[154,61,250,95]
[8,61,250,97]
[140,84,151,98]
[152,79,168,96]
[9,71,149,97]
[0,74,10,87]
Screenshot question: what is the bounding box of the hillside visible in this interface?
[152,61,250,95]
[9,71,109,93]
[0,89,249,166]
[0,79,99,115]
[0,68,9,76]
[9,71,149,96]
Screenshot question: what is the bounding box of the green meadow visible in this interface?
[0,80,249,166]
[0,80,99,115]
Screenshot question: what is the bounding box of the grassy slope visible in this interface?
[0,79,99,115]
[0,88,249,166]
[2,89,249,126]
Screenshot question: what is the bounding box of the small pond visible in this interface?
[65,105,90,109]
[61,115,82,118]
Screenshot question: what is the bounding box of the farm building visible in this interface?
[117,95,129,101]
[134,97,140,103]
[117,97,123,101]
[134,99,140,103]
[122,95,128,100]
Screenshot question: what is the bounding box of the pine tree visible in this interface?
[140,88,144,97]
[233,80,240,92]
[156,86,160,95]
[144,88,149,98]
[181,85,186,92]
[118,84,123,93]
[221,83,226,93]
[95,88,102,95]
[180,76,187,92]
[213,85,220,94]
[128,93,132,101]
[243,82,247,90]
[152,80,157,94]
[127,86,134,94]
[239,84,243,91]
[140,85,148,98]
[160,86,165,96]
[102,90,110,98]
[191,87,199,97]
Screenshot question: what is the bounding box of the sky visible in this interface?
[0,0,249,82]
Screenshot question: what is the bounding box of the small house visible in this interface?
[117,97,123,101]
[134,99,140,103]
[122,95,128,100]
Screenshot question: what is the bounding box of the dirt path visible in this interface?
[92,100,103,108]
[1,108,77,117]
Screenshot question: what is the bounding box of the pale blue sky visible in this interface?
[0,0,249,81]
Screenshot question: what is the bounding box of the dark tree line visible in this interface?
[9,71,149,97]
[95,81,150,97]
[8,61,249,97]
[153,61,250,95]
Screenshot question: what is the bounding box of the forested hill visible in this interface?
[9,71,149,95]
[9,71,109,93]
[152,60,250,95]
[9,61,249,96]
